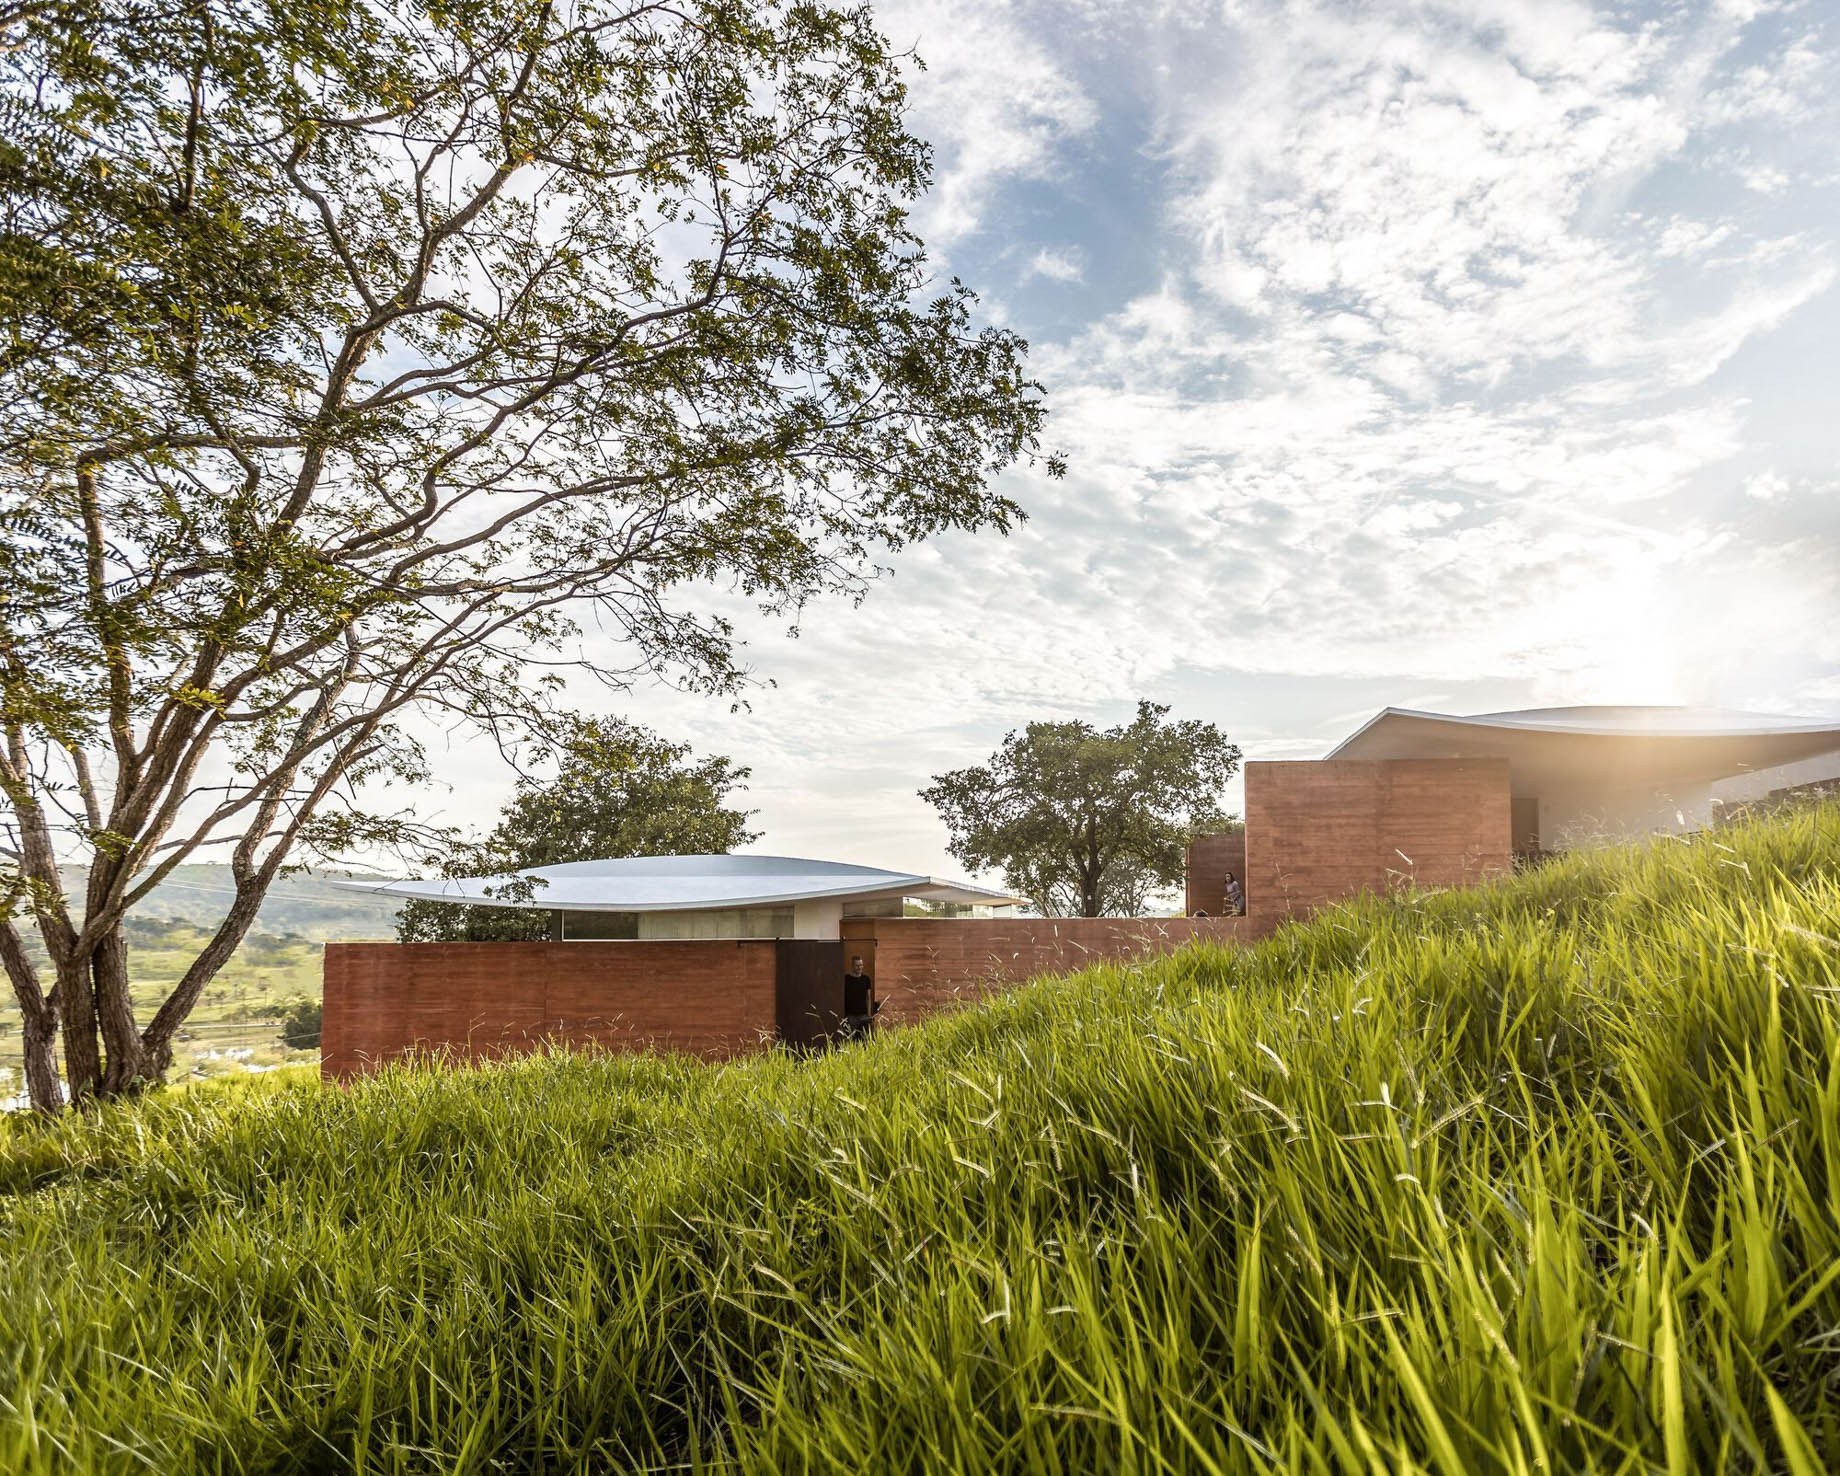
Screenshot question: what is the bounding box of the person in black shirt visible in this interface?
[842,954,877,1040]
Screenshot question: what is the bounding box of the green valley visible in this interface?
[0,872,400,1097]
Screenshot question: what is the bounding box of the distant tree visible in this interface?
[922,702,1240,917]
[0,0,1057,1111]
[279,997,321,1051]
[396,717,755,942]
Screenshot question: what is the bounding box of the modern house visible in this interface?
[1323,705,1840,858]
[1215,703,1840,921]
[322,703,1840,1080]
[320,867,1243,1073]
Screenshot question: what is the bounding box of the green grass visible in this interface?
[3,806,1839,1473]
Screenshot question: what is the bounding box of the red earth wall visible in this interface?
[840,915,1261,1029]
[1242,758,1512,919]
[321,940,777,1080]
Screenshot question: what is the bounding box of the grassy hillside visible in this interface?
[2,808,1838,1473]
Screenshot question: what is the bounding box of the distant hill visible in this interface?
[56,864,404,942]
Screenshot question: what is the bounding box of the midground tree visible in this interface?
[0,0,1057,1111]
[922,702,1239,916]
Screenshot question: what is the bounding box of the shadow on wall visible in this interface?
[1184,831,1246,917]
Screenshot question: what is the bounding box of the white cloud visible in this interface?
[985,0,1839,696]
[878,0,1097,244]
[1145,0,1834,393]
[1023,245,1086,282]
[1654,216,1736,258]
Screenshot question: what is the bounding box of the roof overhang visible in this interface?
[1327,707,1840,795]
[329,854,1020,913]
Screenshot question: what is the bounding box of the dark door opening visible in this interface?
[774,940,844,1049]
[1511,796,1542,862]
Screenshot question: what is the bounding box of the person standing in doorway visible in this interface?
[1223,871,1245,916]
[842,954,878,1040]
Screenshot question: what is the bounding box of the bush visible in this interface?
[278,996,322,1050]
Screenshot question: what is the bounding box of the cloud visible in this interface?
[982,0,1840,698]
[1023,245,1086,282]
[1143,0,1833,391]
[877,0,1097,245]
[394,0,1840,881]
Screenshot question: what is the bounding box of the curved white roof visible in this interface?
[330,854,1018,913]
[1344,705,1840,740]
[1328,704,1840,787]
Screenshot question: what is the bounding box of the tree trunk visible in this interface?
[0,924,65,1112]
[19,999,64,1113]
[94,925,148,1096]
[58,956,103,1103]
[1080,816,1103,916]
[142,886,266,1078]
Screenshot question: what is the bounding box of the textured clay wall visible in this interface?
[322,940,777,1080]
[1184,832,1248,916]
[1242,758,1511,919]
[841,915,1260,1029]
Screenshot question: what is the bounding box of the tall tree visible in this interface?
[0,0,1057,1110]
[396,716,755,942]
[921,702,1239,917]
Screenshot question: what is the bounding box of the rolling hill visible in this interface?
[56,863,405,942]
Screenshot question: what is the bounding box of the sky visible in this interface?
[422,0,1840,885]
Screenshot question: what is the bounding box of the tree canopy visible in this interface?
[0,0,1056,1109]
[396,716,755,942]
[921,702,1239,917]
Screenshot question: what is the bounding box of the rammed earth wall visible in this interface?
[838,916,1261,1029]
[1242,758,1512,920]
[321,939,778,1080]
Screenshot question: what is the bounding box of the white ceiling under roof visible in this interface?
[331,854,1018,913]
[1326,705,1840,791]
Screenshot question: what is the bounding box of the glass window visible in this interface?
[637,908,795,939]
[558,910,640,940]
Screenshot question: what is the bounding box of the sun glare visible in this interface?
[1541,559,1690,706]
